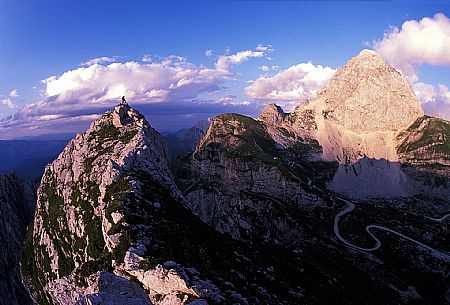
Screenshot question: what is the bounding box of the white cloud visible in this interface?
[9,89,18,97]
[215,45,272,71]
[372,13,450,81]
[255,44,272,52]
[259,65,279,73]
[0,98,17,109]
[205,50,213,57]
[0,46,268,138]
[42,58,229,104]
[259,65,270,72]
[142,55,153,62]
[81,56,117,67]
[213,95,252,106]
[413,82,450,120]
[371,13,450,120]
[246,62,336,103]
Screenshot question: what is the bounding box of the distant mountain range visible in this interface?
[162,118,212,160]
[0,140,67,182]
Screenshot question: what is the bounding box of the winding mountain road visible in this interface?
[425,213,450,222]
[334,199,450,261]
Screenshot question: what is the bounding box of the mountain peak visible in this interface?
[341,49,387,73]
[110,103,145,128]
[258,102,286,126]
[357,48,381,58]
[314,49,424,133]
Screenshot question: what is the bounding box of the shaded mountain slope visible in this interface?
[0,173,35,305]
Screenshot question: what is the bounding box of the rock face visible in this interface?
[252,50,422,165]
[285,50,421,163]
[184,113,329,241]
[22,104,210,304]
[396,115,450,167]
[0,173,35,305]
[314,49,423,133]
[257,103,286,127]
[21,104,198,304]
[321,110,450,198]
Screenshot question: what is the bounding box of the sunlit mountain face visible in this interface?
[0,2,449,305]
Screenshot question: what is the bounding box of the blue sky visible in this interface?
[0,1,449,138]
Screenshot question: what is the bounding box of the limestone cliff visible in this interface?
[314,49,423,133]
[271,50,422,163]
[396,115,450,167]
[181,112,337,243]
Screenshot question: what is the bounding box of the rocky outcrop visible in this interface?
[254,50,423,165]
[0,173,35,305]
[283,50,422,163]
[257,103,286,127]
[184,112,333,242]
[396,115,450,167]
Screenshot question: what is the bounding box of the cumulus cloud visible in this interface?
[0,98,17,109]
[413,82,450,120]
[372,13,450,80]
[9,89,18,97]
[215,45,272,71]
[0,47,268,138]
[214,95,251,106]
[256,44,272,52]
[371,13,450,120]
[205,50,213,57]
[142,55,153,62]
[259,65,270,72]
[259,65,279,73]
[246,62,335,103]
[81,56,117,67]
[42,57,228,104]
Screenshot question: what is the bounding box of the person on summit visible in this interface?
[121,96,127,105]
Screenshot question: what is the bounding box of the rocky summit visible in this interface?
[14,50,450,305]
[314,49,424,133]
[22,104,227,304]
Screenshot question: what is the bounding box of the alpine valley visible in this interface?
[3,50,449,304]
